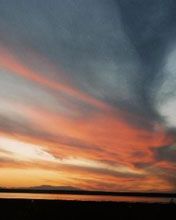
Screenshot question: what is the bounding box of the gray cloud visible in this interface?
[0,0,176,129]
[118,0,176,121]
[0,0,146,120]
[153,145,176,163]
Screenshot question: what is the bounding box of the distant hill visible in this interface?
[27,185,81,191]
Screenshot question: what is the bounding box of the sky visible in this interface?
[0,0,176,192]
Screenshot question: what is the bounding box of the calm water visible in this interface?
[0,193,174,203]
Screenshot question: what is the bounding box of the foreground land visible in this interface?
[0,198,176,220]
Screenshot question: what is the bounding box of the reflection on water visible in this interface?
[0,193,173,203]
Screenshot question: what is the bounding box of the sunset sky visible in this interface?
[0,0,176,192]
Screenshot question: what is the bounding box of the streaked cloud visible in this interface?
[0,0,175,192]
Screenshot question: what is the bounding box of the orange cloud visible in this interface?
[0,46,110,111]
[0,45,175,192]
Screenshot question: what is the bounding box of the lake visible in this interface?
[0,193,174,203]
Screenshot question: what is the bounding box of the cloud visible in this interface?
[153,145,176,163]
[0,0,176,191]
[0,0,144,119]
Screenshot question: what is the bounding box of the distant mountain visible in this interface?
[27,185,81,191]
[0,185,81,192]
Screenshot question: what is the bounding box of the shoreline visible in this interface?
[0,189,175,198]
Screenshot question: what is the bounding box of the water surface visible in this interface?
[0,193,174,203]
